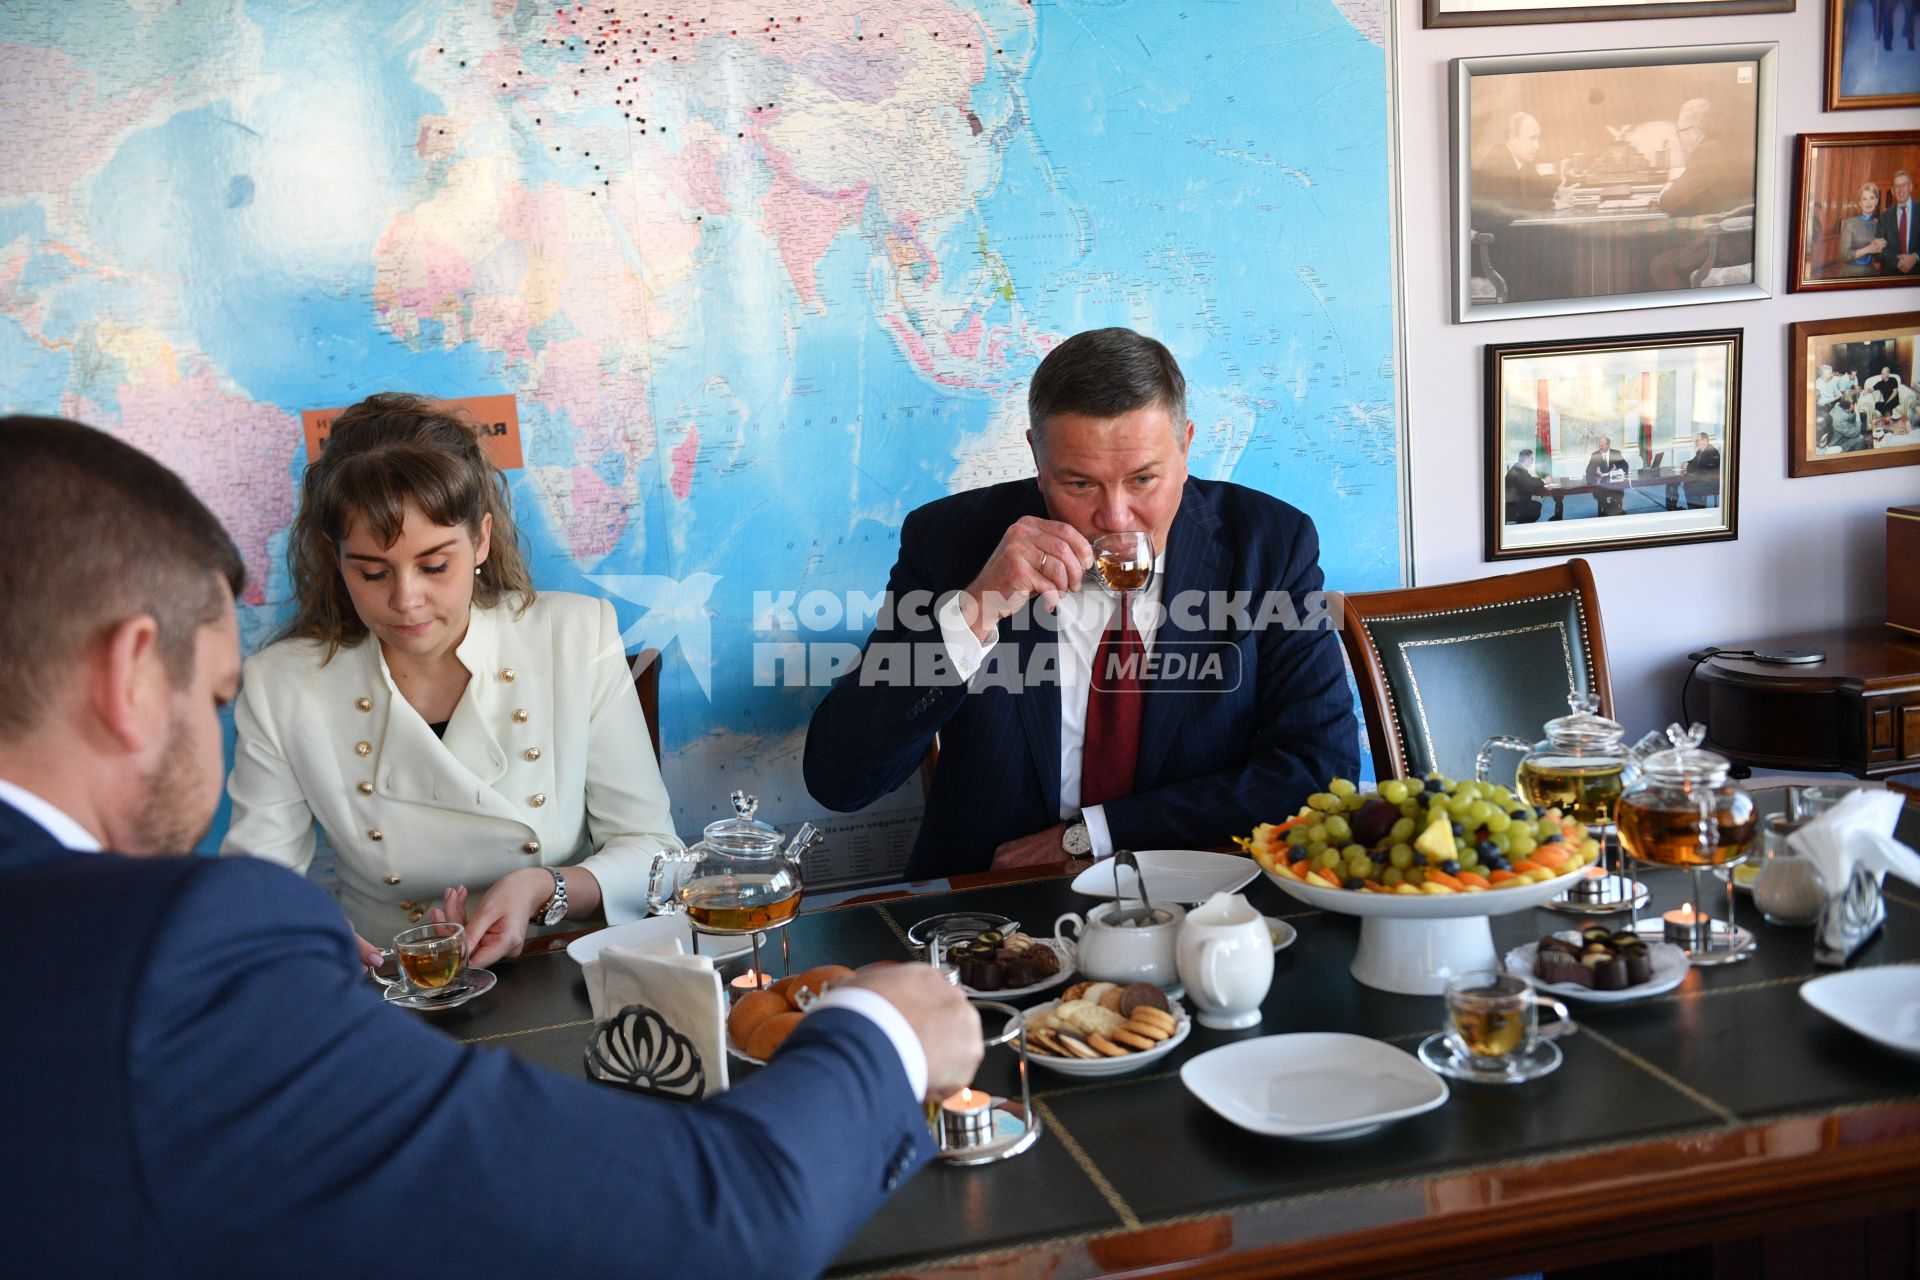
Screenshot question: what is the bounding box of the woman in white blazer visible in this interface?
[223,394,681,965]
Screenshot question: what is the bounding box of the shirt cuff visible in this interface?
[1082,805,1115,859]
[809,986,928,1102]
[935,593,997,683]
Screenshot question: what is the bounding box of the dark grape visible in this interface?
[1425,776,1445,793]
[1449,822,1464,836]
[1441,859,1461,874]
[1369,849,1391,863]
[1411,852,1428,867]
[1476,840,1498,857]
[1343,876,1364,890]
[1350,797,1399,847]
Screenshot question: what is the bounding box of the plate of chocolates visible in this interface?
[947,930,1074,999]
[1505,927,1689,1003]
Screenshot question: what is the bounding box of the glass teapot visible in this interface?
[1475,693,1634,826]
[1613,724,1757,867]
[647,791,824,933]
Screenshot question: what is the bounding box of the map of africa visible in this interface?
[1,0,1398,878]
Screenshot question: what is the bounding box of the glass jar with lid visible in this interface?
[1476,692,1634,827]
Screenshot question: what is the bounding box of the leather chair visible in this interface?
[628,648,662,763]
[1468,229,1509,305]
[1328,559,1614,781]
[1689,204,1755,288]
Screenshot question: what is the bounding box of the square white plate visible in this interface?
[1181,1033,1449,1139]
[565,915,755,967]
[1800,965,1920,1057]
[1071,850,1259,905]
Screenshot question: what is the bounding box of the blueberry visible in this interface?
[1441,859,1461,874]
[1450,822,1464,836]
[1411,852,1428,867]
[1542,833,1563,844]
[1425,777,1445,793]
[1485,856,1509,871]
[1370,849,1391,863]
[1343,876,1364,890]
[1476,839,1498,857]
[1509,810,1527,820]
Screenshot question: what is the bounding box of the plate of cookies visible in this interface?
[1021,982,1191,1076]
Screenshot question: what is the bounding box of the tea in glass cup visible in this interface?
[1443,970,1572,1070]
[1090,531,1153,594]
[393,922,465,995]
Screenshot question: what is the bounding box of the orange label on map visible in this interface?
[299,394,524,470]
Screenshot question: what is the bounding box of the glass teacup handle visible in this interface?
[366,948,400,988]
[645,848,703,915]
[1531,992,1576,1040]
[1475,736,1533,784]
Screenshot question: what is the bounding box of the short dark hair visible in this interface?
[282,393,533,658]
[0,417,244,733]
[1517,448,1534,461]
[1027,328,1187,447]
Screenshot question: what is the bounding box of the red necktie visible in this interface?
[1081,596,1144,808]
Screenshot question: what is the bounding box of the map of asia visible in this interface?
[0,0,1398,879]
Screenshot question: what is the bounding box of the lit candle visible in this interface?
[938,1086,994,1149]
[729,969,772,993]
[1663,902,1706,947]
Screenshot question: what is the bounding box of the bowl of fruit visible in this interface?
[1240,776,1603,995]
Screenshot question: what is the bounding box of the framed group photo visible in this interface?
[1485,329,1742,560]
[1426,0,1791,28]
[1453,44,1777,323]
[1826,0,1920,110]
[1790,132,1920,291]
[1787,310,1920,477]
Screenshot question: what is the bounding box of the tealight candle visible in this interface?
[939,1087,994,1149]
[1662,903,1706,948]
[729,969,772,993]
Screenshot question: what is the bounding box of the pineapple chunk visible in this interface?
[1413,815,1456,862]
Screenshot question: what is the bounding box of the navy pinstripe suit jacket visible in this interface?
[803,478,1358,879]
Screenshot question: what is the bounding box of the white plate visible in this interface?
[1505,933,1690,1003]
[1022,997,1191,1077]
[565,915,756,967]
[1181,1033,1449,1139]
[1800,966,1920,1057]
[1260,861,1588,919]
[1071,850,1259,905]
[1264,916,1298,953]
[959,939,1077,1001]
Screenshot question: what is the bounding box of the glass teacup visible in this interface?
[392,922,466,996]
[1443,970,1572,1072]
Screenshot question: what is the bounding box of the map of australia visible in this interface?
[1,0,1397,873]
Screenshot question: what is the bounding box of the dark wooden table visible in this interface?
[419,796,1920,1279]
[1694,626,1920,778]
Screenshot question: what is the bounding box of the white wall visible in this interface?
[1393,0,1920,740]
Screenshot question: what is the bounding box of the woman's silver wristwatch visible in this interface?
[533,868,568,926]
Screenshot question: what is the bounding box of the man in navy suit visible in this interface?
[1882,169,1918,277]
[0,417,980,1278]
[804,328,1357,878]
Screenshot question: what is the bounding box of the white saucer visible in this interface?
[1071,850,1258,905]
[1181,1033,1448,1139]
[1505,934,1690,1003]
[1801,965,1920,1057]
[383,967,496,1011]
[1416,1031,1562,1084]
[1264,916,1298,953]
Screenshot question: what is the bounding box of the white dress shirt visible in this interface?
[935,556,1167,858]
[0,779,102,852]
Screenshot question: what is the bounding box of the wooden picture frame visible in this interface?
[1825,0,1920,110]
[1427,0,1791,29]
[1787,311,1920,478]
[1485,329,1742,560]
[1453,45,1777,324]
[1790,132,1920,291]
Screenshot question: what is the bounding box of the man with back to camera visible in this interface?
[1504,448,1548,525]
[803,327,1357,878]
[0,416,982,1279]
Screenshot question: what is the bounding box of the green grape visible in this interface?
[1466,800,1494,824]
[1508,832,1536,856]
[1484,811,1511,834]
[1405,866,1426,886]
[1381,866,1405,886]
[1389,817,1415,842]
[1379,780,1410,805]
[1343,794,1366,812]
[1329,778,1358,798]
[1535,817,1560,836]
[1307,823,1329,845]
[1345,855,1372,881]
[1307,792,1339,812]
[1323,815,1351,842]
[1453,781,1482,801]
[1388,843,1414,869]
[1458,847,1479,869]
[1313,848,1342,871]
[1434,776,1457,792]
[1286,828,1310,847]
[1447,796,1474,819]
[1490,831,1513,853]
[1400,800,1425,819]
[1490,787,1515,807]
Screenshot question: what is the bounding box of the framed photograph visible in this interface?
[1453,45,1777,324]
[1787,311,1920,478]
[1485,330,1742,560]
[1826,0,1920,110]
[1427,0,1791,30]
[1790,132,1920,291]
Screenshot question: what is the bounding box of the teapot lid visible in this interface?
[1542,691,1626,751]
[1636,723,1731,787]
[701,791,783,853]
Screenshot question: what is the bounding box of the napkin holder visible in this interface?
[1813,866,1885,969]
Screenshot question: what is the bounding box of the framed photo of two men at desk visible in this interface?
[1485,329,1742,560]
[1453,44,1778,324]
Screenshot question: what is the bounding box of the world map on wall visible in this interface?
[1,0,1398,878]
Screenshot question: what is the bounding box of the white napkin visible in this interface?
[1786,789,1920,890]
[585,943,731,1094]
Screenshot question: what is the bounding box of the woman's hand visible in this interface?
[352,931,386,969]
[464,869,557,968]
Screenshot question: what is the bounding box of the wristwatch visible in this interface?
[1061,820,1092,857]
[532,868,568,926]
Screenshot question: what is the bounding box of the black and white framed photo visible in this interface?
[1486,329,1741,560]
[1453,45,1777,323]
